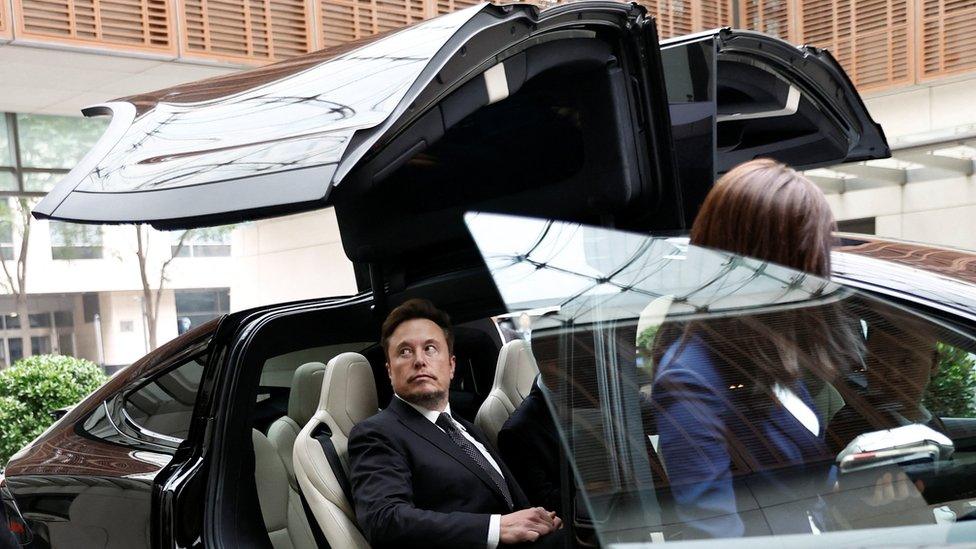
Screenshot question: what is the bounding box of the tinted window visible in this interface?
[468,213,976,545]
[123,351,206,441]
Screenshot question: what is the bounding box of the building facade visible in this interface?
[0,0,974,368]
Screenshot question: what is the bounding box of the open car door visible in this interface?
[31,1,676,235]
[661,29,890,222]
[464,212,976,547]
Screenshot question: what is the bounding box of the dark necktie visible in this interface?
[436,412,514,509]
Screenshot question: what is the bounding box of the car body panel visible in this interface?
[32,4,485,228]
[2,319,219,549]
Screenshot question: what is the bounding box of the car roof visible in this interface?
[833,233,976,322]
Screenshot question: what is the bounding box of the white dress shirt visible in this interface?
[395,395,503,549]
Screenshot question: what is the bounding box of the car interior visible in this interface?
[241,305,539,549]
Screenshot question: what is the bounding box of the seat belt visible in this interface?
[310,423,363,534]
[298,490,331,549]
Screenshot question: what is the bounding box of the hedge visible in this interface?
[0,355,107,464]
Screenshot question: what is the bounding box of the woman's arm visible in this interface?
[652,365,744,538]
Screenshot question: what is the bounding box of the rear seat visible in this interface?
[252,429,318,549]
[474,339,539,449]
[293,352,378,549]
[268,361,328,489]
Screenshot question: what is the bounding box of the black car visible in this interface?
[12,1,970,547]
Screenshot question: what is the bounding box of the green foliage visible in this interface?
[636,325,659,352]
[923,343,976,418]
[0,355,107,463]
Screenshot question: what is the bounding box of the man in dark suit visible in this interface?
[347,298,562,548]
[497,369,562,515]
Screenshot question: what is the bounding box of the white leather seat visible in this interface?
[268,361,328,489]
[293,352,377,549]
[253,429,318,549]
[474,339,539,449]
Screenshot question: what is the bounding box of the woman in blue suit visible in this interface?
[650,159,862,538]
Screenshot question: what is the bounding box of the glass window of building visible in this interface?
[53,311,73,327]
[17,113,107,169]
[3,314,20,330]
[28,313,51,328]
[0,118,15,192]
[58,333,74,356]
[0,205,13,261]
[175,289,230,334]
[171,227,233,258]
[50,221,104,260]
[30,336,50,355]
[8,338,23,364]
[0,113,107,194]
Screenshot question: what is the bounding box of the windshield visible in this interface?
[467,213,976,546]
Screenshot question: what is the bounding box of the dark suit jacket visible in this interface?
[651,335,834,538]
[347,397,530,548]
[497,381,562,515]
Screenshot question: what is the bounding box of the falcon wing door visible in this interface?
[31,5,488,229]
[661,29,889,222]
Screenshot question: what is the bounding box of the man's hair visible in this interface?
[381,298,455,358]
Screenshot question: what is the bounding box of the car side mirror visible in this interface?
[837,423,954,473]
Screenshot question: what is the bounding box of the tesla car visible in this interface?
[10,0,971,547]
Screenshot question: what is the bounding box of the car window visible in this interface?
[466,213,976,545]
[122,351,207,442]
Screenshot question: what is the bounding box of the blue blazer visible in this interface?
[651,335,833,538]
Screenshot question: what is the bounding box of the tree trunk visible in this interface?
[16,295,29,360]
[135,226,158,351]
[15,199,31,360]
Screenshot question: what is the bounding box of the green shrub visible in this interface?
[923,343,976,418]
[0,355,107,463]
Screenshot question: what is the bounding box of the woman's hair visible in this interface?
[690,158,836,277]
[653,159,860,389]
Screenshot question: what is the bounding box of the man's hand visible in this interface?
[500,507,562,544]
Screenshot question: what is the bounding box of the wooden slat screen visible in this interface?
[741,0,913,91]
[798,0,912,91]
[182,0,314,61]
[319,0,425,48]
[435,0,479,16]
[699,0,734,30]
[740,0,794,40]
[634,0,734,39]
[921,0,976,80]
[0,0,10,38]
[14,0,173,51]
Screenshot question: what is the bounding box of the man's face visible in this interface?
[386,318,455,410]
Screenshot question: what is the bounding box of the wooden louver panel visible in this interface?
[699,0,734,30]
[435,0,481,15]
[182,0,313,61]
[636,0,734,40]
[740,0,793,40]
[798,0,912,91]
[0,0,9,38]
[921,0,976,79]
[15,0,172,51]
[320,0,427,48]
